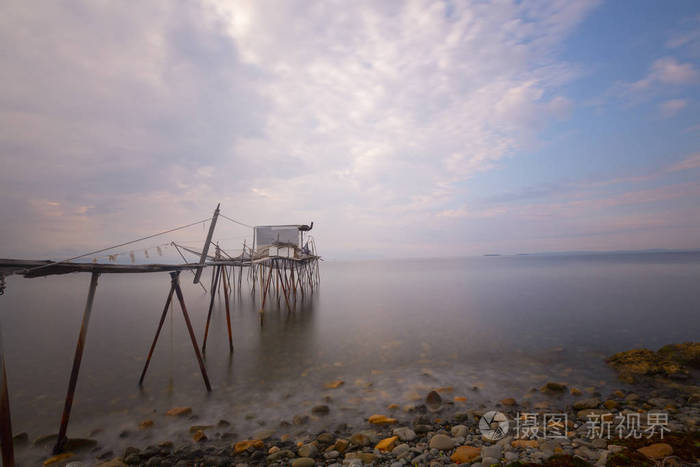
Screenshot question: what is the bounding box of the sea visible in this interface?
[2,252,699,463]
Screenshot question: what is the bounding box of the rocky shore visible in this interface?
[29,343,700,466]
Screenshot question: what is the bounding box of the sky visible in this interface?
[0,0,699,260]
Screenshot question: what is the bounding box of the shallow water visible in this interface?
[2,252,699,462]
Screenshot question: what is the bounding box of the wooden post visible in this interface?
[276,263,292,312]
[202,265,221,354]
[193,204,220,284]
[54,271,99,454]
[138,282,175,385]
[221,266,234,353]
[0,295,15,467]
[260,263,273,310]
[171,272,211,391]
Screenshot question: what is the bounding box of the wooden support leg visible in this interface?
[276,264,292,312]
[260,264,273,310]
[171,272,211,391]
[221,266,234,353]
[54,272,99,454]
[138,281,175,386]
[202,265,221,354]
[0,304,15,467]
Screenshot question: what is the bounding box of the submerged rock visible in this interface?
[606,343,700,383]
[425,390,442,411]
[368,414,397,425]
[540,382,567,393]
[165,407,192,417]
[43,453,74,465]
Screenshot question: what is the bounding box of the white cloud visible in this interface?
[0,0,599,257]
[668,153,700,172]
[659,99,687,118]
[630,57,699,91]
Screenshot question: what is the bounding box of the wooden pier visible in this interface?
[0,204,320,464]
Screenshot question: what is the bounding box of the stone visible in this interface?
[392,443,410,456]
[324,380,344,389]
[139,420,154,430]
[501,398,517,406]
[267,449,294,462]
[293,414,309,425]
[192,430,207,442]
[603,399,618,410]
[331,439,349,453]
[12,432,28,445]
[481,444,501,459]
[298,443,318,457]
[64,438,98,451]
[540,382,567,393]
[311,405,330,415]
[573,398,600,410]
[451,425,467,438]
[429,434,454,450]
[606,344,700,383]
[637,442,673,460]
[43,453,74,465]
[189,424,213,433]
[233,439,264,453]
[165,407,192,417]
[451,446,481,464]
[344,452,376,463]
[512,439,538,448]
[570,387,583,396]
[393,427,416,442]
[292,457,316,467]
[317,432,334,444]
[368,414,397,424]
[454,396,467,402]
[375,436,398,452]
[33,433,58,446]
[96,460,128,467]
[252,429,274,440]
[426,390,442,411]
[349,433,370,446]
[591,438,607,449]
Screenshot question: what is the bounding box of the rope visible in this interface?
[220,213,254,229]
[25,217,212,273]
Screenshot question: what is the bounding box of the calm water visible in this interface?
[2,253,700,461]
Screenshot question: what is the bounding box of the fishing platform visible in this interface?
[0,204,320,465]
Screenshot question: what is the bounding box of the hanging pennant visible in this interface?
[92,258,97,263]
[130,251,135,263]
[144,249,150,259]
[157,246,163,256]
[108,254,117,262]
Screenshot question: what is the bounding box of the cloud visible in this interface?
[668,153,700,172]
[659,98,688,117]
[629,57,699,92]
[0,0,601,258]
